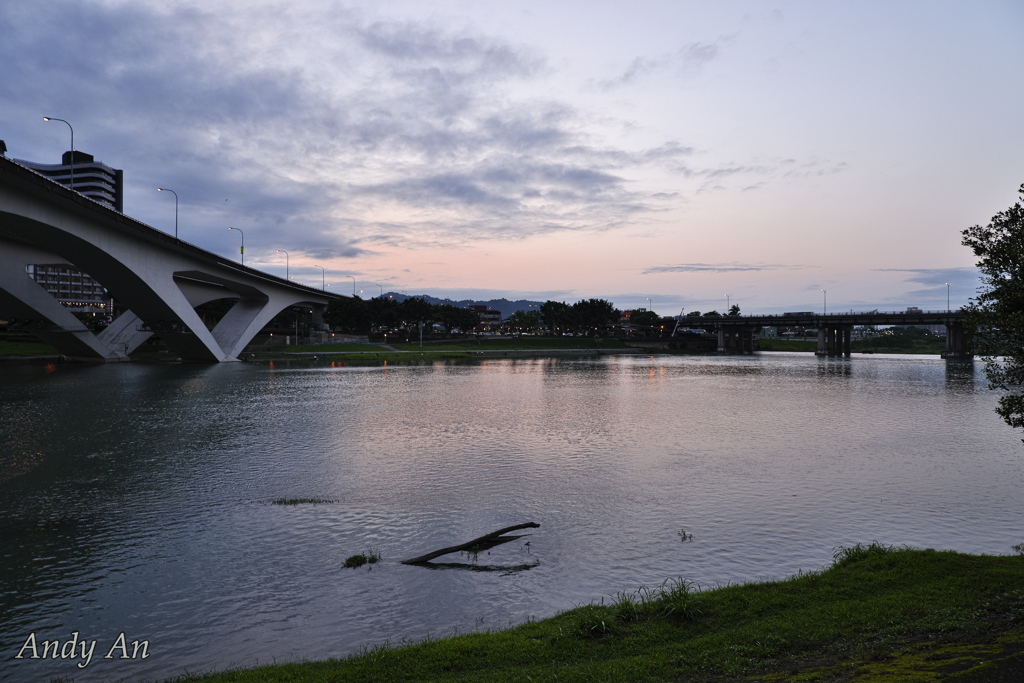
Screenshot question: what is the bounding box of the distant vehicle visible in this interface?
[783,312,815,316]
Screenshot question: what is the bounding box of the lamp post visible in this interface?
[314,265,325,290]
[726,294,731,313]
[276,249,289,279]
[945,282,950,312]
[43,117,74,189]
[228,226,244,264]
[347,275,356,296]
[157,188,179,239]
[822,289,827,315]
[375,283,383,298]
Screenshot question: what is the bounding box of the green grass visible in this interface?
[175,544,1024,682]
[758,339,818,352]
[759,336,947,355]
[392,337,629,351]
[286,343,391,353]
[852,336,946,355]
[0,333,59,356]
[343,549,382,569]
[268,498,336,505]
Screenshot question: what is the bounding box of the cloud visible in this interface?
[873,267,979,288]
[595,41,721,90]
[643,262,805,275]
[0,2,836,263]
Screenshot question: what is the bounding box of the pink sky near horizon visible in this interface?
[3,1,1021,314]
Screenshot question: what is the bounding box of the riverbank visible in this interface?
[182,545,1024,682]
[0,332,951,362]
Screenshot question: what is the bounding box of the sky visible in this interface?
[2,1,1022,315]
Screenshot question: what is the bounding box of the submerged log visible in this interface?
[401,522,539,565]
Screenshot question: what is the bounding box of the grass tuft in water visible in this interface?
[269,497,336,505]
[343,549,382,569]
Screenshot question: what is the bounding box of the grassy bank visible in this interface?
[180,544,1024,682]
[392,337,630,351]
[757,339,818,352]
[759,331,947,355]
[0,332,59,357]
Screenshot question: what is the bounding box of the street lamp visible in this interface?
[822,289,827,315]
[314,265,325,290]
[347,275,356,296]
[375,283,383,298]
[647,297,653,312]
[228,226,244,264]
[276,249,289,279]
[157,188,179,239]
[726,294,731,313]
[43,117,74,189]
[945,282,950,312]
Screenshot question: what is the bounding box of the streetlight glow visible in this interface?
[228,226,244,264]
[276,249,289,279]
[157,188,179,239]
[43,117,74,189]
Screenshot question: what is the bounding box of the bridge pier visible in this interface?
[717,325,758,354]
[0,239,130,361]
[816,324,852,357]
[942,320,973,359]
[0,156,336,362]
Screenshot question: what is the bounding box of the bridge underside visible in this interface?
[0,160,332,362]
[700,317,973,358]
[0,234,326,362]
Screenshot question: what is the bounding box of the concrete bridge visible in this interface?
[0,156,338,362]
[676,311,972,359]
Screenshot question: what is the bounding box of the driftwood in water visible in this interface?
[401,522,539,565]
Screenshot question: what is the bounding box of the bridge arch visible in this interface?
[0,157,335,361]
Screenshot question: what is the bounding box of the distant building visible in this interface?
[7,145,119,321]
[471,305,502,330]
[14,149,124,212]
[26,264,111,319]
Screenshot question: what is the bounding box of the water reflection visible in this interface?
[945,359,977,391]
[0,354,1021,682]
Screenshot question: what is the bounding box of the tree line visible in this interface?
[323,296,678,337]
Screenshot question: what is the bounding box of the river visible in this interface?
[1,353,1021,681]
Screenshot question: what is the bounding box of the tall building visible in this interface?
[14,149,124,212]
[25,264,112,320]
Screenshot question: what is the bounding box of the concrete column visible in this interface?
[816,327,827,355]
[718,326,727,352]
[942,321,974,359]
[0,239,129,361]
[842,326,852,356]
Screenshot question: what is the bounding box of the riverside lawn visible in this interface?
[179,544,1024,682]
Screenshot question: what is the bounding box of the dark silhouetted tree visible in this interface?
[324,295,370,333]
[962,183,1024,431]
[573,298,620,335]
[540,301,576,334]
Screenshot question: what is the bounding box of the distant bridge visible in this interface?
[675,311,972,358]
[0,156,339,362]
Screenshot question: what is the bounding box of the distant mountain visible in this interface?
[383,293,543,317]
